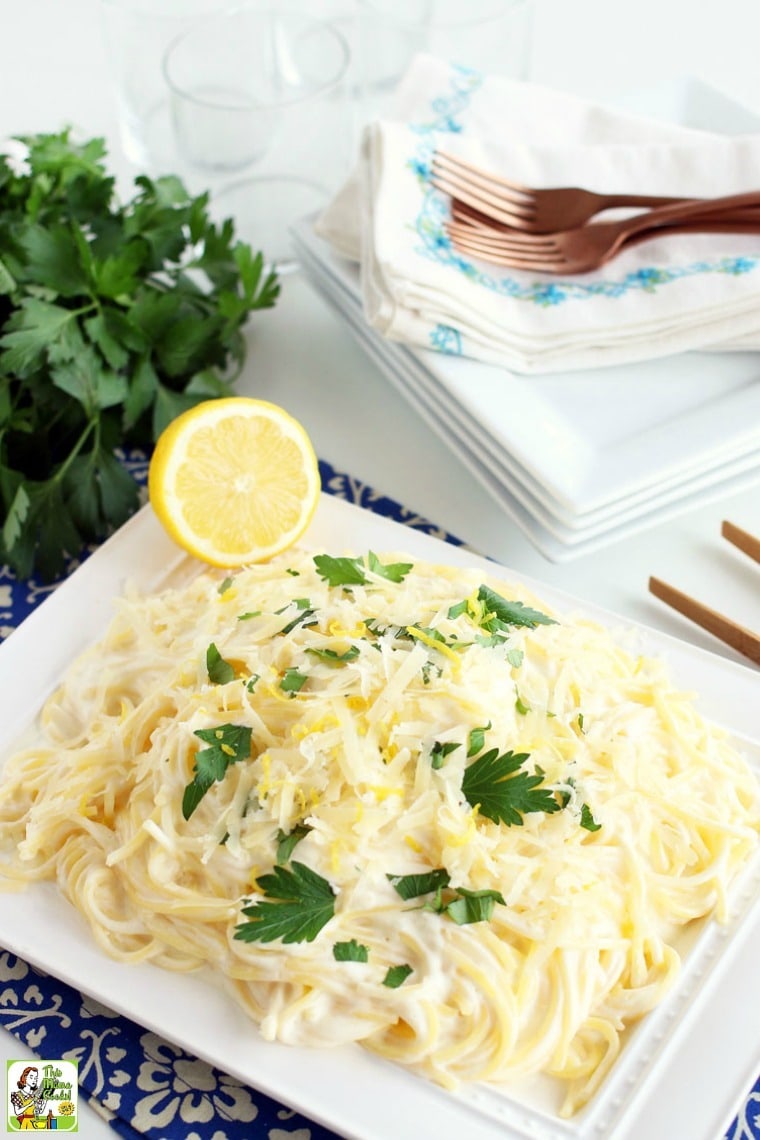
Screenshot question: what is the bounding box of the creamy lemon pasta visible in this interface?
[1,550,758,1116]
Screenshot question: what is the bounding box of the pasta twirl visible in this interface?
[1,551,758,1116]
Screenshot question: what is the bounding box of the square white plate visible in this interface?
[1,496,759,1140]
[294,227,760,561]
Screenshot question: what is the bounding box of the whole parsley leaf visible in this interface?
[367,551,413,583]
[312,552,414,588]
[476,586,558,632]
[235,861,336,944]
[461,748,562,827]
[313,553,367,587]
[183,723,252,819]
[0,129,279,580]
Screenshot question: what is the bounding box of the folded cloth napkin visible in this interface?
[316,54,760,374]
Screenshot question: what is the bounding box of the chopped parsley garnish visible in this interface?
[421,661,443,685]
[217,576,235,595]
[388,870,505,927]
[206,642,235,684]
[280,667,307,695]
[275,823,310,865]
[305,645,360,664]
[383,964,413,988]
[556,778,601,831]
[182,723,252,819]
[237,610,261,621]
[515,692,531,716]
[467,722,492,757]
[580,804,602,832]
[245,673,261,692]
[387,868,450,900]
[332,939,369,962]
[406,624,461,651]
[430,740,461,769]
[277,599,317,635]
[428,884,505,921]
[235,861,335,944]
[461,748,562,827]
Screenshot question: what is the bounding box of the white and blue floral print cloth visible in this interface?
[316,54,760,374]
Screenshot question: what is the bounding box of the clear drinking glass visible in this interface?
[162,3,353,269]
[355,0,533,119]
[100,0,232,171]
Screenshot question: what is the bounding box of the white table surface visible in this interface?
[2,2,760,1137]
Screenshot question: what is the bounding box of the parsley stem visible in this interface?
[50,417,97,485]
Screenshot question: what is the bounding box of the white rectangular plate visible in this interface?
[1,496,759,1140]
[293,226,760,562]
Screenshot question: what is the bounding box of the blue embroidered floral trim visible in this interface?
[430,323,463,355]
[404,63,760,349]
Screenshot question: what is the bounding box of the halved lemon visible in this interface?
[148,397,320,567]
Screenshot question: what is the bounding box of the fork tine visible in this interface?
[446,220,557,251]
[447,232,565,271]
[430,173,535,229]
[434,150,532,203]
[430,165,532,215]
[450,199,520,233]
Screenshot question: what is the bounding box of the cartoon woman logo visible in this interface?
[9,1065,48,1130]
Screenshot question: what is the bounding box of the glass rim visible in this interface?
[162,5,351,114]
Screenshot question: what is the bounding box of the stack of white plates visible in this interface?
[293,217,760,562]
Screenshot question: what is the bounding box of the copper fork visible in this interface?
[445,192,760,274]
[431,149,692,233]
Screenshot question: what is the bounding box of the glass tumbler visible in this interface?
[162,2,353,269]
[355,0,533,121]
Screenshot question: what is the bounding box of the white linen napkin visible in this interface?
[316,54,760,374]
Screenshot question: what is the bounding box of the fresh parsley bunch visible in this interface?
[0,129,280,580]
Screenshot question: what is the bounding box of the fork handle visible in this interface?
[601,193,699,209]
[607,215,760,269]
[615,190,760,238]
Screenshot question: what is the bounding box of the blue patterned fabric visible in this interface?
[0,454,757,1140]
